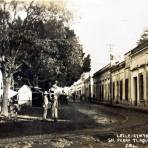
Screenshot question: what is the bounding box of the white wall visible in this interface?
[0,70,3,100]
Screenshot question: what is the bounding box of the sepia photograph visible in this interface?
[0,0,148,147]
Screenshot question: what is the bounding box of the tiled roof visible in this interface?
[93,64,110,77]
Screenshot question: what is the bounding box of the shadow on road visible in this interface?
[0,103,107,139]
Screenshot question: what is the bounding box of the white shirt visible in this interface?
[43,95,48,106]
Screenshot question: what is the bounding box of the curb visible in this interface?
[95,102,148,114]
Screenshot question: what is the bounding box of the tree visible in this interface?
[83,54,91,72]
[0,0,90,116]
[15,2,85,88]
[138,29,148,45]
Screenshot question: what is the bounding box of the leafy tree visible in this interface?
[138,29,148,45]
[83,54,91,72]
[16,5,84,88]
[0,0,90,116]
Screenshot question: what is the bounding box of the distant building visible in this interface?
[69,72,92,99]
[93,64,110,102]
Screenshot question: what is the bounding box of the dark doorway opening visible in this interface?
[113,82,115,101]
[120,80,123,100]
[134,77,138,106]
[125,79,128,101]
[139,74,144,101]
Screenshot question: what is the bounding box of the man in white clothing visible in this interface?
[43,91,49,120]
[51,81,61,122]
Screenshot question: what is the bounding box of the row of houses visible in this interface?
[71,42,148,107]
[94,42,148,106]
[68,72,93,100]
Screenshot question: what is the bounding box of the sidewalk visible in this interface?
[18,115,71,122]
[96,101,148,114]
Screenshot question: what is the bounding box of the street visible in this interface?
[0,102,148,147]
[0,0,147,147]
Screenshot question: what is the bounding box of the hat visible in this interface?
[50,88,54,91]
[44,91,48,95]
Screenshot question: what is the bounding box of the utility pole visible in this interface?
[89,71,91,102]
[106,44,114,105]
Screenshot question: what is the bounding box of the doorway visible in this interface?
[133,77,138,106]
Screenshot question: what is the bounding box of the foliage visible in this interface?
[0,0,90,89]
[0,0,92,116]
[137,29,148,45]
[82,54,91,72]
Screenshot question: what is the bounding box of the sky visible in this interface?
[5,0,148,73]
[66,0,148,73]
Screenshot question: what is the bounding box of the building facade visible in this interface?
[69,72,92,100]
[93,64,110,102]
[93,42,148,107]
[0,70,3,101]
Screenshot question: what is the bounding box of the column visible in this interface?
[145,72,148,102]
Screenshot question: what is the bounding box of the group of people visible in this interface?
[42,82,61,122]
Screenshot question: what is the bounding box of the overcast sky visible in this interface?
[66,0,148,73]
[9,0,148,73]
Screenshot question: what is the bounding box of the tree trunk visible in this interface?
[1,73,11,117]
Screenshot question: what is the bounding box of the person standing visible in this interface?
[51,93,58,122]
[43,91,49,120]
[51,81,61,122]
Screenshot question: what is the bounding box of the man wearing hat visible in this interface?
[51,81,61,122]
[43,91,49,120]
